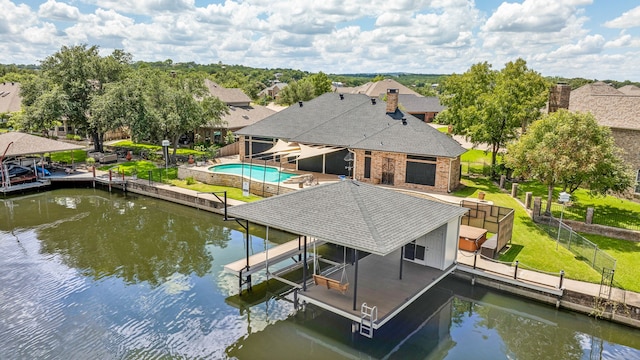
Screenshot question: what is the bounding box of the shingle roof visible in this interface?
[398,94,445,113]
[204,79,251,105]
[0,82,22,113]
[569,82,640,131]
[227,180,468,256]
[0,132,85,157]
[339,79,422,97]
[237,93,465,157]
[204,104,275,130]
[618,85,640,96]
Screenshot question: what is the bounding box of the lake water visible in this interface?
[1,188,639,359]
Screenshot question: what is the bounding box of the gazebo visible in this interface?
[227,179,468,337]
[0,132,85,190]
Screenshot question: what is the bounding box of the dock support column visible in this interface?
[399,246,404,280]
[302,236,307,291]
[353,249,359,311]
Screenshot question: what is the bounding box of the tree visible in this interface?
[438,59,550,176]
[276,80,315,105]
[22,45,130,151]
[308,71,332,96]
[505,110,633,214]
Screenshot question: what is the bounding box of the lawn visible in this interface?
[49,150,88,163]
[99,160,261,202]
[109,140,209,157]
[579,233,640,293]
[453,176,603,285]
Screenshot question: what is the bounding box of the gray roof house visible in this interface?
[0,82,22,122]
[237,89,465,193]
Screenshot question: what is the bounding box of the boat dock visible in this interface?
[224,237,325,277]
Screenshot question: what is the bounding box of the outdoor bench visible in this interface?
[313,274,349,294]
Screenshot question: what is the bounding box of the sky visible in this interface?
[2,0,640,81]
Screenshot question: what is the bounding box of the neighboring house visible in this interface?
[258,82,288,100]
[398,94,445,122]
[564,82,640,196]
[197,79,275,144]
[335,78,422,97]
[0,82,22,124]
[237,89,466,193]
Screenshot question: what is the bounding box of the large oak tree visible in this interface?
[438,59,550,176]
[505,110,633,214]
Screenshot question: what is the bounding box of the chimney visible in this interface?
[548,83,571,113]
[371,98,376,105]
[386,89,398,113]
[298,101,303,107]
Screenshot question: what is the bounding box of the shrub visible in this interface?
[73,135,82,141]
[185,177,196,185]
[65,134,75,140]
[86,157,96,166]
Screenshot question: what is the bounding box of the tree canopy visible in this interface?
[437,59,550,176]
[505,110,633,214]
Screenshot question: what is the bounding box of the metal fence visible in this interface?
[537,216,616,274]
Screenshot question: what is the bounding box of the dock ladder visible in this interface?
[360,302,377,338]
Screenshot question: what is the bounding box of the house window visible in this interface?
[364,156,371,179]
[635,170,640,194]
[405,155,438,186]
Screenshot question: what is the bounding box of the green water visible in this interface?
[1,188,639,359]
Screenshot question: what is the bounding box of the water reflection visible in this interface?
[1,189,639,359]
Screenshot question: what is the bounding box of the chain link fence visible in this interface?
[537,216,616,274]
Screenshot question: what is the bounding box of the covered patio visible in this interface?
[227,179,468,337]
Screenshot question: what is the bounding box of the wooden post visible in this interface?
[511,183,518,198]
[499,175,506,189]
[533,197,542,219]
[525,192,533,209]
[586,207,594,224]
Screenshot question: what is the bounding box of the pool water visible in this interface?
[209,163,297,182]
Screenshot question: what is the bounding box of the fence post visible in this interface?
[473,250,478,269]
[511,183,518,198]
[524,192,533,209]
[586,207,594,225]
[148,170,152,185]
[532,197,542,220]
[499,175,506,189]
[513,260,519,279]
[559,270,565,289]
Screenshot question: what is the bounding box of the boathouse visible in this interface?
[226,179,468,337]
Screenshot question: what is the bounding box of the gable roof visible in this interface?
[398,94,445,113]
[569,81,640,131]
[336,79,422,97]
[204,79,251,105]
[0,82,22,113]
[227,180,468,256]
[237,92,465,158]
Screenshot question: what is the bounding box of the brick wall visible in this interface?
[353,149,460,192]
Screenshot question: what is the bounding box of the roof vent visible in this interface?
[298,101,303,107]
[339,94,344,100]
[371,98,376,105]
[402,117,407,125]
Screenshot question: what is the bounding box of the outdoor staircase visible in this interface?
[360,302,377,338]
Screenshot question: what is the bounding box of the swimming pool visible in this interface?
[209,163,298,183]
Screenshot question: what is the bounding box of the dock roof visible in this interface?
[227,180,468,256]
[0,132,85,157]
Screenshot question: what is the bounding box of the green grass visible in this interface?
[49,150,88,163]
[169,180,262,202]
[110,140,208,156]
[515,181,640,231]
[453,177,602,285]
[579,233,640,293]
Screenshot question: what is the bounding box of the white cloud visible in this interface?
[85,0,195,15]
[484,0,592,33]
[603,6,640,29]
[548,34,605,58]
[38,0,80,21]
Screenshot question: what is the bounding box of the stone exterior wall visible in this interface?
[611,128,640,195]
[353,149,460,192]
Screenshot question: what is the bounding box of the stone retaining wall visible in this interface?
[178,166,295,198]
